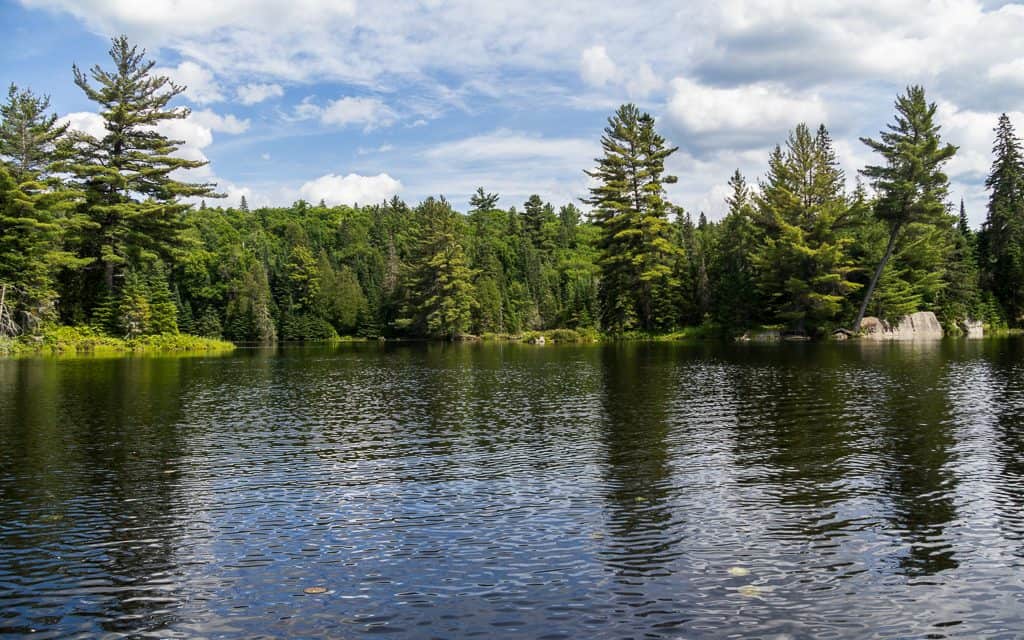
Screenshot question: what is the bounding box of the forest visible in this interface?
[2,36,1024,345]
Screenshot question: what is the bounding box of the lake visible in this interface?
[1,341,1023,638]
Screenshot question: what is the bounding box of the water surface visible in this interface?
[2,341,1023,638]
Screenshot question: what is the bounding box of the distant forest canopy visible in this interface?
[2,35,1024,342]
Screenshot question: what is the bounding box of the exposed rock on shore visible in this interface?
[860,311,944,341]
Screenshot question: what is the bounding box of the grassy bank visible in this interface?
[0,326,236,357]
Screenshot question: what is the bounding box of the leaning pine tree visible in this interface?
[65,35,220,320]
[852,86,957,331]
[584,104,681,333]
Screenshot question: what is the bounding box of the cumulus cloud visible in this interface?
[292,96,397,130]
[580,45,618,87]
[189,108,250,134]
[30,0,1024,223]
[59,111,106,139]
[236,82,284,104]
[153,61,224,104]
[666,77,827,146]
[298,173,402,205]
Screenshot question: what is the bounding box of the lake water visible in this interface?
[1,341,1023,639]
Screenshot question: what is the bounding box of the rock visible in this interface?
[959,319,984,339]
[832,328,855,341]
[861,311,944,341]
[529,335,546,345]
[453,333,480,342]
[736,329,781,343]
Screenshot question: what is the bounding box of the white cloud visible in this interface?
[425,129,595,164]
[298,172,402,205]
[30,0,1024,224]
[60,111,106,139]
[320,97,396,129]
[580,45,618,87]
[153,61,224,104]
[189,108,250,134]
[236,82,284,104]
[988,59,1024,87]
[292,96,397,130]
[666,77,827,144]
[627,63,663,99]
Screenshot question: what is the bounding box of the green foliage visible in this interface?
[397,197,475,338]
[4,49,1024,347]
[65,35,220,311]
[584,103,681,333]
[980,113,1024,324]
[751,124,860,332]
[854,86,958,329]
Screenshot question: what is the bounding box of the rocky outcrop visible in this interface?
[959,319,984,339]
[860,311,944,341]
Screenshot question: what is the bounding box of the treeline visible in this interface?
[2,36,1024,343]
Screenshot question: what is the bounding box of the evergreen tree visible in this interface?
[66,35,220,307]
[853,86,957,330]
[710,170,759,328]
[584,103,681,333]
[0,84,69,182]
[981,113,1024,324]
[398,197,475,338]
[469,187,499,212]
[0,87,85,331]
[752,124,860,332]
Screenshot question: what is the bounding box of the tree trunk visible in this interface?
[853,222,902,331]
[104,260,115,293]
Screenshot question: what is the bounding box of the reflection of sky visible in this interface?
[3,343,1024,637]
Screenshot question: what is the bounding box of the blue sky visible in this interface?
[3,1,1024,225]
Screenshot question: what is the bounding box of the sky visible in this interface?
[2,0,1024,225]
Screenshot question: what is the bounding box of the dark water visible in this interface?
[1,341,1023,639]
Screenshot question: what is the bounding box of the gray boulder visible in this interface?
[861,311,944,341]
[959,319,984,338]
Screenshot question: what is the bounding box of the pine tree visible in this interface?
[239,195,249,212]
[0,84,69,182]
[752,124,860,333]
[981,113,1024,324]
[469,187,499,212]
[0,86,85,331]
[710,170,759,328]
[853,86,957,330]
[584,103,681,333]
[66,35,220,303]
[398,197,475,339]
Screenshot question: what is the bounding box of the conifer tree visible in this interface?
[584,104,680,333]
[710,170,759,328]
[853,86,957,330]
[0,84,69,182]
[752,124,859,332]
[66,35,220,304]
[981,113,1024,324]
[398,197,475,338]
[0,86,86,330]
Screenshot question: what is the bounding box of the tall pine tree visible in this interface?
[584,104,680,333]
[853,86,957,330]
[980,113,1024,324]
[752,124,859,333]
[66,35,220,316]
